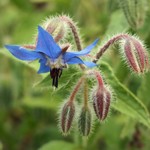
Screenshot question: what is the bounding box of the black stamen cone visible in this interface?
[50,68,63,88]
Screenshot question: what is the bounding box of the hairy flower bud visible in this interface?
[59,101,75,135]
[92,86,111,121]
[123,37,149,73]
[78,107,92,136]
[42,17,66,42]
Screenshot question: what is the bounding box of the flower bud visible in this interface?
[92,86,111,121]
[78,107,92,136]
[59,101,75,135]
[42,17,66,42]
[123,37,149,73]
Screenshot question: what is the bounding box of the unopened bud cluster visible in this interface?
[59,71,112,137]
[41,16,149,138]
[58,31,149,138]
[32,15,149,137]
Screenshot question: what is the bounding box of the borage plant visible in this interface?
[5,15,150,137]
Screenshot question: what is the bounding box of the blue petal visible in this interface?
[83,61,97,68]
[63,38,99,61]
[66,57,84,64]
[5,45,42,61]
[36,26,61,58]
[66,57,96,68]
[37,58,50,73]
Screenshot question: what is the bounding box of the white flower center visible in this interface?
[46,55,67,69]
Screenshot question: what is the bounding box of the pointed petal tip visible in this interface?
[5,45,18,51]
[93,38,100,45]
[38,25,45,33]
[4,44,12,49]
[4,44,8,48]
[37,70,41,74]
[4,44,42,61]
[36,24,61,58]
[84,61,97,68]
[38,25,43,30]
[37,70,43,74]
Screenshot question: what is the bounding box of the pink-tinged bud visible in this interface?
[44,18,60,34]
[60,101,75,135]
[123,37,149,74]
[78,107,92,136]
[92,86,111,121]
[42,17,66,43]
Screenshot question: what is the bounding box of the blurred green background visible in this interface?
[1,0,150,150]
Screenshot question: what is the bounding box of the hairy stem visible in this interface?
[87,70,104,88]
[93,34,130,63]
[69,76,84,103]
[59,15,82,50]
[83,79,88,107]
[59,15,85,70]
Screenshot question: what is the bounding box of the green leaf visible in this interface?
[120,118,136,138]
[0,141,3,150]
[38,140,77,150]
[98,62,150,128]
[105,10,129,36]
[35,66,82,94]
[138,73,150,107]
[11,0,33,10]
[22,96,60,109]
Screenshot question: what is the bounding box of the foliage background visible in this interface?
[1,0,150,150]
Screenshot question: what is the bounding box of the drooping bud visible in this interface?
[59,101,75,135]
[45,18,60,34]
[42,17,67,42]
[78,107,92,136]
[59,15,82,51]
[92,86,111,121]
[123,37,149,73]
[87,70,111,121]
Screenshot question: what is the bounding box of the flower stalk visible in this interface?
[93,34,129,63]
[87,70,104,87]
[59,15,82,51]
[69,76,84,103]
[83,79,88,107]
[78,78,92,136]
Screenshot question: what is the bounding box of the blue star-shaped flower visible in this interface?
[5,26,98,87]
